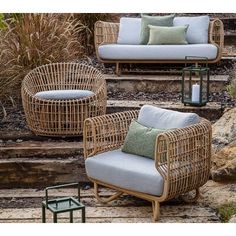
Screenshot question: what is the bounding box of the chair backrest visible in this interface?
[137,105,200,129]
[23,63,105,94]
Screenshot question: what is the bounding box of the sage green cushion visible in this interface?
[140,14,175,44]
[122,120,167,159]
[148,25,189,45]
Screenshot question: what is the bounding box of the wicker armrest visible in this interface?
[155,118,212,200]
[83,110,139,159]
[209,18,224,59]
[94,21,119,60]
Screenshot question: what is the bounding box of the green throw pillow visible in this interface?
[122,120,167,159]
[148,25,189,45]
[140,14,175,45]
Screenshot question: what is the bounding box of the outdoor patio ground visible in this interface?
[0,13,236,224]
[0,181,235,223]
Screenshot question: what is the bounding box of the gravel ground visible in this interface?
[0,56,235,136]
[0,91,235,136]
[77,56,235,76]
[108,90,236,107]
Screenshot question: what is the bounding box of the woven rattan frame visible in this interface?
[22,63,107,137]
[83,110,212,221]
[94,18,224,75]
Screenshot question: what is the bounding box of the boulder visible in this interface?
[212,108,236,152]
[211,108,236,181]
[211,140,236,181]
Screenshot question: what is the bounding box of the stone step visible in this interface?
[106,74,229,94]
[0,156,87,188]
[220,17,236,31]
[224,31,236,46]
[0,206,219,223]
[0,140,83,158]
[0,101,222,159]
[107,100,223,121]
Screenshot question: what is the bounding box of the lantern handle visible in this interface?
[45,182,80,208]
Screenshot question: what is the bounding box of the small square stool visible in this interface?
[42,183,85,223]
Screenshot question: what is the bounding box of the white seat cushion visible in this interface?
[85,149,164,196]
[117,17,141,45]
[35,90,94,100]
[138,105,200,129]
[98,44,218,60]
[173,16,210,44]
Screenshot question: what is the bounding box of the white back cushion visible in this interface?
[117,17,141,45]
[138,105,200,129]
[173,16,210,44]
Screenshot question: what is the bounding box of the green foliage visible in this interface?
[0,14,83,98]
[217,203,236,222]
[0,13,6,29]
[227,83,236,98]
[73,13,119,55]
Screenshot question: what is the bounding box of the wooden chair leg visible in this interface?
[152,201,160,221]
[116,63,121,76]
[94,182,123,204]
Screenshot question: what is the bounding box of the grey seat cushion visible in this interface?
[35,89,95,100]
[138,105,200,129]
[85,149,164,196]
[98,44,218,60]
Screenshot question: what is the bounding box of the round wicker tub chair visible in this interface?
[22,63,107,137]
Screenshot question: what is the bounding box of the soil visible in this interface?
[0,56,236,138]
[0,90,235,139]
[77,56,235,76]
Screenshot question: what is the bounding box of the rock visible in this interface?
[211,140,236,182]
[6,140,14,144]
[200,180,236,208]
[229,215,236,223]
[82,184,91,190]
[212,108,236,152]
[16,139,23,143]
[211,108,236,181]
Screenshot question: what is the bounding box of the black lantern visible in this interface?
[182,57,210,107]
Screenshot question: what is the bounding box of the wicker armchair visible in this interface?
[84,108,212,221]
[22,63,107,136]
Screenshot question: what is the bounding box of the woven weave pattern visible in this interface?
[22,63,107,136]
[94,18,224,64]
[83,110,212,220]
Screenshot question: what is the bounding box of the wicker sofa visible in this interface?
[95,16,224,75]
[84,105,212,221]
[22,63,107,137]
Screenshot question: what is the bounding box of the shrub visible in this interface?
[227,76,236,98]
[0,13,6,29]
[227,64,236,98]
[73,13,119,55]
[0,13,83,99]
[218,203,236,222]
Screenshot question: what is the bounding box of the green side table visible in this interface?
[42,183,85,223]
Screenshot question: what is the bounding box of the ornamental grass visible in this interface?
[0,14,83,99]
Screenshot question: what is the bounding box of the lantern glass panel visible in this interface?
[182,66,209,106]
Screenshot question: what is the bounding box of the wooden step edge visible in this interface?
[107,100,222,110]
[106,74,229,82]
[107,100,223,121]
[0,141,83,158]
[0,130,84,142]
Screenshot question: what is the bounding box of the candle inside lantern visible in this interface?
[192,83,200,102]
